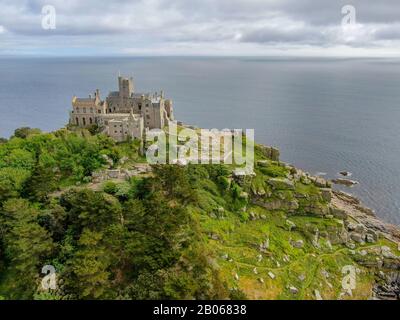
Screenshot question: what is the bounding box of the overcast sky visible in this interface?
[1,0,400,56]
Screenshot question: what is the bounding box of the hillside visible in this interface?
[0,127,399,300]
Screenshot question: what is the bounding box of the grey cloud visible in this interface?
[240,26,326,45]
[0,0,400,55]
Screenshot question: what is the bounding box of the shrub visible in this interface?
[103,181,117,194]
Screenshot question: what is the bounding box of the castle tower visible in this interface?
[118,76,134,98]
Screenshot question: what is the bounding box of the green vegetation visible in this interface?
[0,127,396,300]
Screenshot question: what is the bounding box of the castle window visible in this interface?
[83,107,86,113]
[76,117,79,125]
[90,108,93,113]
[76,107,80,113]
[83,118,86,126]
[89,118,93,124]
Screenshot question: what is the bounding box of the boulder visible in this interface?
[346,222,357,231]
[303,203,330,216]
[253,199,299,211]
[366,232,377,243]
[350,232,365,244]
[259,238,270,252]
[355,224,366,234]
[107,169,120,179]
[329,206,348,219]
[249,211,258,221]
[320,188,332,202]
[312,176,329,188]
[291,239,304,248]
[331,178,359,186]
[381,246,397,259]
[286,219,297,231]
[257,160,269,167]
[239,191,248,200]
[267,178,295,190]
[300,176,312,185]
[258,145,280,161]
[289,286,299,295]
[209,233,220,241]
[346,241,356,249]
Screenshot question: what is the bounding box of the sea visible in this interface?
[0,56,399,224]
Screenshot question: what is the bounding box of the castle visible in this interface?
[69,75,174,141]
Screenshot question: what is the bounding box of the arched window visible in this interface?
[76,117,79,125]
[89,118,93,124]
[83,118,86,126]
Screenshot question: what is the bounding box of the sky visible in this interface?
[1,0,400,57]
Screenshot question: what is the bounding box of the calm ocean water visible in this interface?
[0,57,399,224]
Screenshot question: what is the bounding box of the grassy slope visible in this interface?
[184,151,399,300]
[6,129,396,300]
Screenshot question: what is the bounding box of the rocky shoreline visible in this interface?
[258,144,400,300]
[331,190,400,300]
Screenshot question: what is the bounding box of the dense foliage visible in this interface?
[0,127,232,299]
[1,127,397,300]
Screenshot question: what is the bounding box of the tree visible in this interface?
[0,168,31,203]
[60,189,121,232]
[151,165,197,203]
[65,228,111,299]
[13,127,41,139]
[0,199,53,298]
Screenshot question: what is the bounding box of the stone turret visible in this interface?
[118,76,134,98]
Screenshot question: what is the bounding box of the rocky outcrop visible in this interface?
[267,178,295,190]
[257,145,280,162]
[253,196,299,211]
[331,178,359,186]
[331,190,400,299]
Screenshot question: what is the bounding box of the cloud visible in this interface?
[0,0,400,56]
